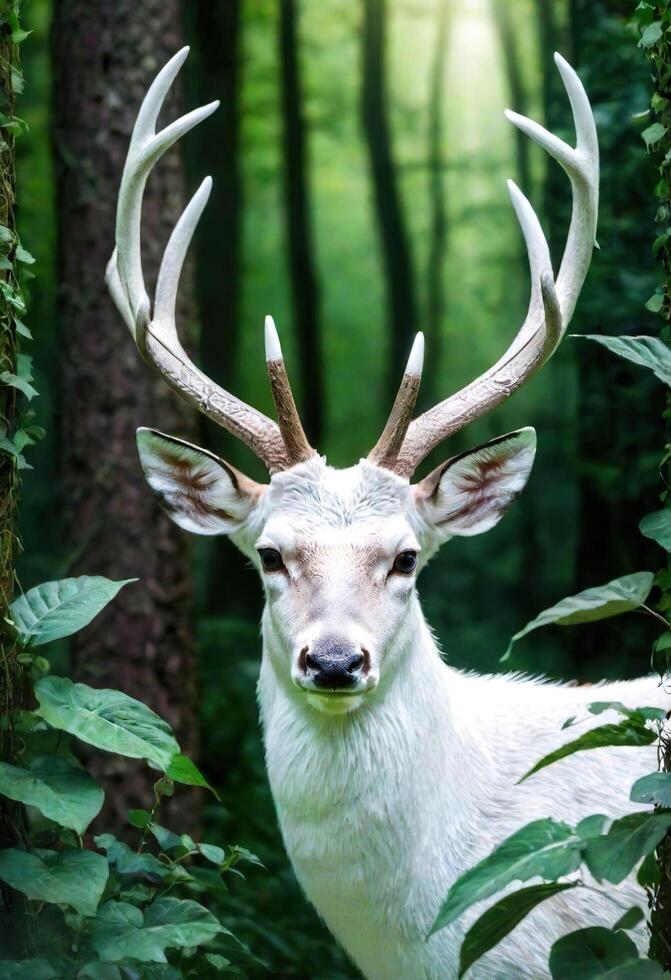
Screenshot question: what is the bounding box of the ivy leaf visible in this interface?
[643,122,667,149]
[503,573,654,660]
[458,882,578,977]
[519,721,657,783]
[15,244,35,265]
[0,755,103,833]
[0,847,108,915]
[166,754,217,796]
[10,576,137,647]
[612,906,645,932]
[430,819,582,934]
[576,336,671,386]
[630,772,671,807]
[35,677,179,770]
[640,510,671,551]
[95,833,169,880]
[0,371,38,400]
[640,21,664,47]
[89,896,223,963]
[584,811,671,884]
[549,926,663,978]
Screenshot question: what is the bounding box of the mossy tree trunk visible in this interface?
[51,0,199,834]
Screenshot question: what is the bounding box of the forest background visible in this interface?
[10,0,665,975]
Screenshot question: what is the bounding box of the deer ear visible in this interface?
[136,428,265,536]
[412,428,536,536]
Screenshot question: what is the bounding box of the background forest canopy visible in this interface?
[5,0,667,974]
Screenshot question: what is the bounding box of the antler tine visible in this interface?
[368,333,424,471]
[106,48,299,474]
[394,53,597,478]
[264,316,316,464]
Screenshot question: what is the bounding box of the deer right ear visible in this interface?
[136,428,265,536]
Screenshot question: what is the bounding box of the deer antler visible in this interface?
[106,47,314,473]
[371,53,598,478]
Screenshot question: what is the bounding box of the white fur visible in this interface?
[140,444,664,979]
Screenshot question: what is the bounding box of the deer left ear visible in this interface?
[136,428,265,536]
[412,428,536,536]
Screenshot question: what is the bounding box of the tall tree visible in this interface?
[490,0,532,193]
[51,1,199,832]
[424,0,450,403]
[278,0,323,445]
[360,0,418,395]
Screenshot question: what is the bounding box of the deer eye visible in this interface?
[392,551,417,575]
[258,548,285,572]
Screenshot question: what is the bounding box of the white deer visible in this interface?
[106,48,665,979]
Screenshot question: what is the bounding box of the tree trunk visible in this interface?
[0,17,22,852]
[278,0,323,446]
[490,0,532,194]
[424,0,449,403]
[52,0,199,834]
[360,0,418,396]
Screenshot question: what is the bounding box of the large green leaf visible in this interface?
[549,926,663,978]
[166,753,216,795]
[584,812,671,884]
[95,833,169,879]
[630,772,671,807]
[578,335,671,386]
[0,961,61,980]
[640,510,671,552]
[9,576,136,647]
[519,721,657,783]
[503,573,654,659]
[0,755,103,833]
[34,676,179,770]
[458,882,577,978]
[430,819,582,935]
[0,847,108,915]
[89,897,222,963]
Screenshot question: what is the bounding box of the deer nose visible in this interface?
[304,641,365,690]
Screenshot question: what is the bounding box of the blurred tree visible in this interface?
[278,0,323,445]
[490,0,532,194]
[424,0,450,403]
[360,0,418,394]
[51,0,199,832]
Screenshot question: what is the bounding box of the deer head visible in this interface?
[107,48,598,715]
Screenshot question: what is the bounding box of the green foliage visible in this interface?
[577,335,671,386]
[503,573,654,660]
[0,578,263,976]
[631,772,671,807]
[549,927,663,979]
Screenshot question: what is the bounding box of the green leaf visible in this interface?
[640,510,671,551]
[149,822,184,853]
[637,850,660,888]
[166,754,217,795]
[128,808,152,829]
[430,818,582,934]
[576,814,609,840]
[630,772,671,807]
[643,122,667,149]
[94,833,168,879]
[0,961,60,979]
[585,811,671,884]
[10,576,136,647]
[0,847,108,915]
[612,906,645,932]
[0,371,38,400]
[519,721,657,782]
[89,896,222,963]
[640,21,664,47]
[645,292,664,314]
[15,244,35,265]
[577,335,671,386]
[0,755,103,833]
[549,926,663,978]
[503,574,654,659]
[35,677,179,770]
[459,882,578,977]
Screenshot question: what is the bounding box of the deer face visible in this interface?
[136,427,536,714]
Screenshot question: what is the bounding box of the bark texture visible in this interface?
[279,0,323,446]
[360,0,418,397]
[52,1,199,832]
